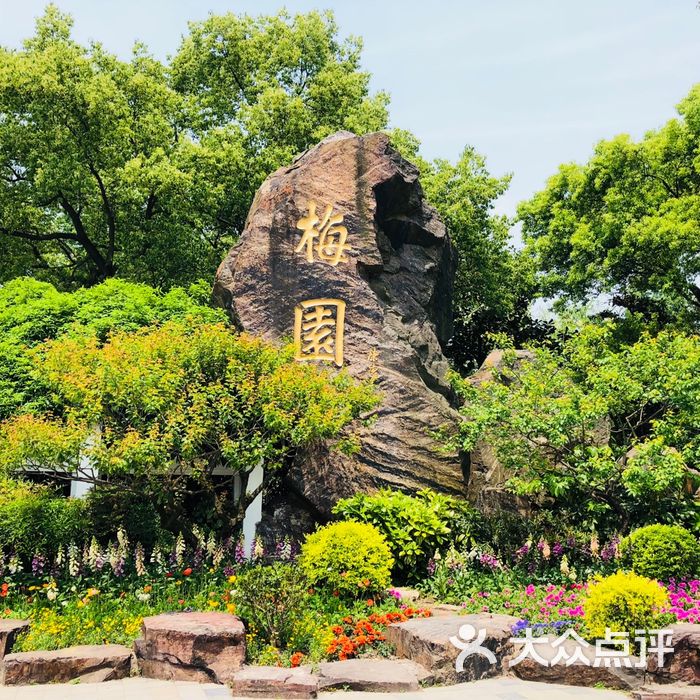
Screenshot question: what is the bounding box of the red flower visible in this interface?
[165,572,173,578]
[183,568,192,576]
[290,652,304,668]
[0,583,9,598]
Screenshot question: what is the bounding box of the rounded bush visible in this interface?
[584,571,670,640]
[621,524,700,581]
[299,521,393,597]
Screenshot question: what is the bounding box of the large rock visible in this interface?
[214,131,466,522]
[646,624,700,685]
[1,644,131,685]
[385,613,518,684]
[136,612,245,683]
[0,619,29,658]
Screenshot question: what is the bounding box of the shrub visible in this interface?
[299,521,393,597]
[584,571,670,641]
[0,479,90,559]
[86,485,162,548]
[621,524,700,582]
[234,563,310,650]
[333,489,474,582]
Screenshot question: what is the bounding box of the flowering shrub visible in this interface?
[458,581,587,631]
[584,571,672,641]
[621,525,700,582]
[299,521,393,597]
[325,607,431,660]
[664,579,700,624]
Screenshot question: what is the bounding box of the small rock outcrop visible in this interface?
[214,131,466,525]
[0,619,29,658]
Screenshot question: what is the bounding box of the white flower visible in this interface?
[46,588,58,602]
[135,543,146,577]
[136,592,151,602]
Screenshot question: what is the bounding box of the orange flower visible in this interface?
[290,652,304,668]
[0,583,8,598]
[366,599,374,607]
[183,568,192,576]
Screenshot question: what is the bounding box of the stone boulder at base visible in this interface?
[135,611,245,683]
[1,644,132,685]
[505,633,644,690]
[385,613,518,684]
[0,619,29,658]
[646,623,700,685]
[214,131,466,524]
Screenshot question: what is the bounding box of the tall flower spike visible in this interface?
[135,542,146,577]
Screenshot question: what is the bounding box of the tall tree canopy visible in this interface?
[0,6,388,288]
[520,84,700,330]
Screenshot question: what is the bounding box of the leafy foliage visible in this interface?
[0,6,388,288]
[520,84,700,330]
[0,478,90,558]
[333,488,475,582]
[584,571,671,642]
[235,563,310,649]
[299,521,393,597]
[0,322,377,536]
[0,277,224,421]
[455,325,700,533]
[621,524,700,582]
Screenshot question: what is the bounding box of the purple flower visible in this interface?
[31,553,45,575]
[234,539,246,564]
[427,558,436,576]
[552,542,564,558]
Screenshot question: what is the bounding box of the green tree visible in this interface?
[0,276,224,420]
[0,322,376,537]
[455,324,700,533]
[391,130,544,369]
[520,84,700,330]
[0,6,389,288]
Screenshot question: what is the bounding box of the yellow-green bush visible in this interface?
[584,571,670,640]
[621,524,700,582]
[299,521,393,597]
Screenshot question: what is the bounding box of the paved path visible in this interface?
[0,677,627,700]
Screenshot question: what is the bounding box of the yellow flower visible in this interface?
[228,575,237,584]
[208,600,220,608]
[226,603,236,614]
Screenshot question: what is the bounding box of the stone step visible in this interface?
[632,685,700,699]
[317,658,433,692]
[0,644,132,685]
[228,665,319,699]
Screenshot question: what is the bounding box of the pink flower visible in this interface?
[526,584,536,596]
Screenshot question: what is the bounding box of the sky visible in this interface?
[1,0,699,218]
